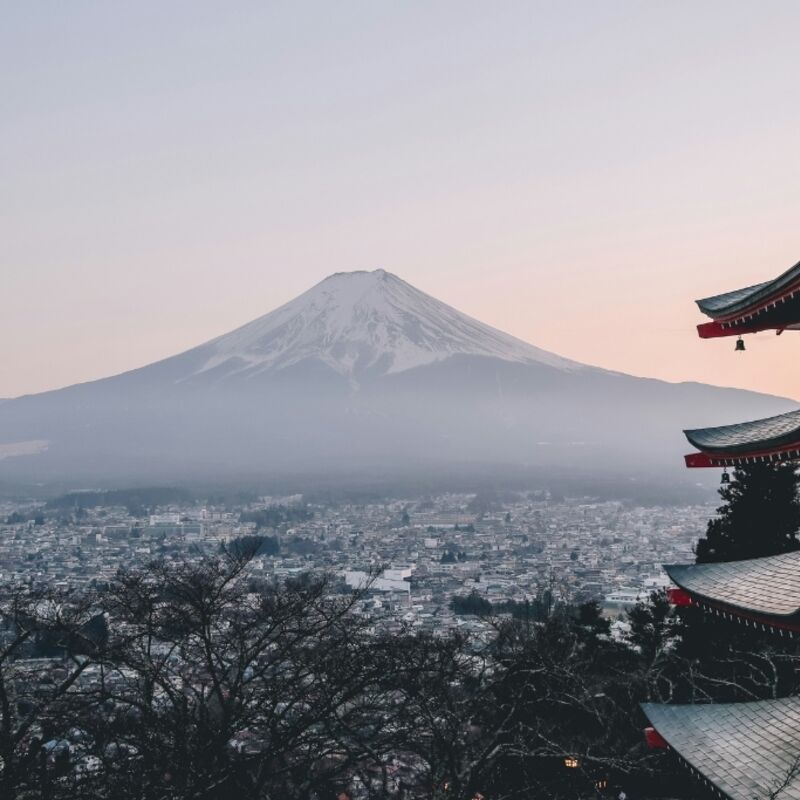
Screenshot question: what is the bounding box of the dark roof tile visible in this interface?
[697,260,800,319]
[642,698,800,800]
[666,551,800,617]
[685,409,800,455]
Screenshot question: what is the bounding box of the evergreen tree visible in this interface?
[574,600,611,638]
[627,590,675,664]
[695,462,800,564]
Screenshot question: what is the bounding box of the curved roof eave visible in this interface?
[642,698,800,800]
[665,551,800,618]
[696,259,800,320]
[684,408,800,455]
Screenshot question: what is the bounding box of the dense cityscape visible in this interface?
[0,490,703,635]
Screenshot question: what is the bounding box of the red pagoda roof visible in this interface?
[683,408,800,468]
[665,552,800,635]
[696,259,800,339]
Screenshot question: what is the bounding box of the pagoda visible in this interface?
[695,258,800,340]
[641,259,800,800]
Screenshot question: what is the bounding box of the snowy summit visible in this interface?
[196,269,581,380]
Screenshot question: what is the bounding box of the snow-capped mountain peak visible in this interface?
[195,269,582,379]
[2,270,796,488]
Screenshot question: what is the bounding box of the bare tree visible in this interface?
[0,586,105,800]
[68,552,385,799]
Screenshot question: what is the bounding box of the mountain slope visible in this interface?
[180,269,583,382]
[0,270,796,489]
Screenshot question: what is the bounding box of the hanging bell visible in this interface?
[735,337,746,352]
[721,469,730,484]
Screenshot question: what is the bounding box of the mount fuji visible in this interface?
[190,269,580,381]
[0,269,795,490]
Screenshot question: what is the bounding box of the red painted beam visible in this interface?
[698,320,800,338]
[667,587,693,607]
[644,727,668,749]
[697,321,760,339]
[684,452,717,468]
[685,443,800,468]
[697,321,726,339]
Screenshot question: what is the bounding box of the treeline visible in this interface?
[450,590,557,621]
[3,557,799,799]
[223,534,280,558]
[239,504,313,529]
[225,532,326,560]
[0,550,702,800]
[44,487,192,511]
[5,510,45,525]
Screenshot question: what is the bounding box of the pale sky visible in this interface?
[3,2,800,400]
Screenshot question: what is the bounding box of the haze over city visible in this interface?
[4,2,800,399]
